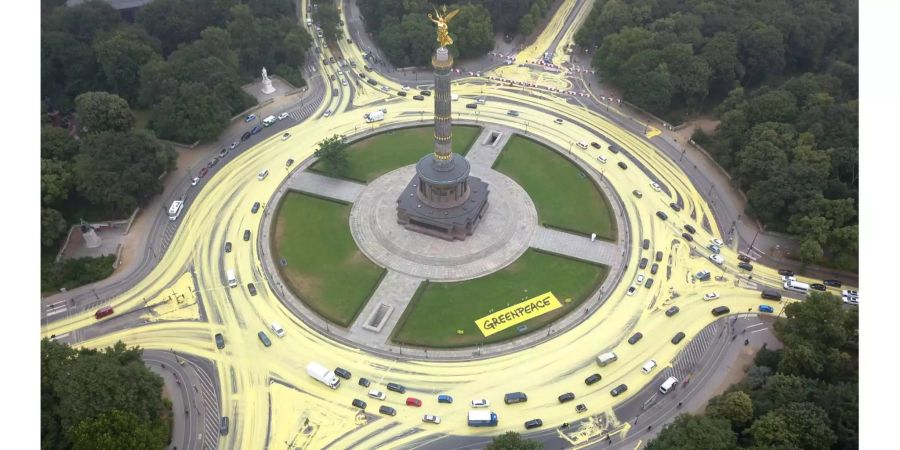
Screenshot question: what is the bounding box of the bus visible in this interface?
[168,200,184,221]
[783,280,809,294]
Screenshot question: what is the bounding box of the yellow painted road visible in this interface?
[41,2,847,449]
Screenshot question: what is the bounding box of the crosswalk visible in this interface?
[287,102,319,121]
[669,319,724,381]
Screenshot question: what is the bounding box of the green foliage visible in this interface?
[705,391,754,429]
[274,64,306,88]
[645,415,736,450]
[41,126,80,161]
[149,83,232,143]
[137,0,235,55]
[485,431,543,450]
[452,4,494,59]
[41,340,171,449]
[749,402,836,449]
[313,3,341,41]
[41,159,72,206]
[41,208,69,249]
[517,13,535,37]
[40,255,116,292]
[74,92,135,134]
[93,26,162,104]
[314,134,349,175]
[378,14,434,67]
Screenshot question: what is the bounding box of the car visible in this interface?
[644,278,654,288]
[364,65,372,71]
[281,132,291,141]
[423,414,441,424]
[406,397,422,407]
[504,392,528,404]
[843,296,859,305]
[230,140,239,150]
[642,239,650,250]
[94,306,114,320]
[575,403,588,413]
[585,373,602,385]
[696,270,711,281]
[241,131,252,141]
[738,262,753,271]
[636,274,645,284]
[666,306,680,317]
[324,109,332,117]
[251,202,260,214]
[243,230,251,241]
[610,384,628,396]
[650,182,661,191]
[380,86,390,93]
[709,254,724,265]
[247,283,257,296]
[810,283,827,291]
[842,290,859,297]
[466,103,478,109]
[681,232,694,242]
[199,167,209,178]
[387,383,406,394]
[641,359,657,374]
[633,190,642,198]
[758,304,775,313]
[250,125,262,135]
[420,90,431,96]
[628,332,643,344]
[704,292,720,301]
[437,394,453,403]
[286,158,294,167]
[342,78,348,86]
[214,333,225,349]
[244,114,256,123]
[358,378,371,387]
[368,389,386,400]
[191,177,200,186]
[710,238,725,246]
[591,142,601,149]
[656,211,668,220]
[352,399,367,409]
[219,148,228,158]
[778,269,795,276]
[670,202,682,212]
[554,118,564,124]
[650,263,659,275]
[334,368,352,379]
[413,95,425,100]
[471,399,490,408]
[397,91,407,96]
[379,405,397,416]
[220,416,229,435]
[524,419,543,429]
[671,332,686,344]
[329,56,335,63]
[597,155,608,164]
[618,161,628,169]
[655,251,663,262]
[258,331,271,347]
[278,112,289,120]
[207,157,218,169]
[684,224,696,234]
[823,279,842,287]
[711,306,730,316]
[626,286,637,296]
[639,257,648,269]
[402,85,411,91]
[224,242,232,252]
[507,110,520,116]
[558,392,575,403]
[737,254,751,263]
[708,244,721,254]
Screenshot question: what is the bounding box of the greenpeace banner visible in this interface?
[475,292,562,337]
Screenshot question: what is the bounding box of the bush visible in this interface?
[274,64,306,88]
[42,255,116,292]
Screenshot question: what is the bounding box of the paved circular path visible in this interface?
[349,164,538,281]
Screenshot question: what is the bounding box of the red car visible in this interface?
[95,306,114,320]
[406,397,422,407]
[199,167,209,178]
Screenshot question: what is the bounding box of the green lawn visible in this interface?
[493,135,616,240]
[392,250,608,348]
[310,125,481,182]
[272,193,385,327]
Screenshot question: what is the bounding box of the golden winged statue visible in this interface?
[428,5,459,48]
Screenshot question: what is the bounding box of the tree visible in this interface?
[453,4,494,59]
[485,431,542,450]
[45,0,121,43]
[702,32,741,86]
[137,0,233,55]
[70,410,169,450]
[150,83,231,143]
[41,31,106,110]
[750,402,836,449]
[645,414,736,450]
[74,92,135,134]
[517,13,535,37]
[739,24,786,84]
[41,126,80,161]
[41,159,72,207]
[314,135,349,175]
[41,208,69,248]
[778,342,826,379]
[314,3,341,41]
[705,391,754,429]
[625,69,673,113]
[93,26,161,104]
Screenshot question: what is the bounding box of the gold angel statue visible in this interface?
[428,5,459,48]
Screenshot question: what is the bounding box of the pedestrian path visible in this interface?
[465,126,513,168]
[529,227,619,266]
[285,171,366,203]
[347,270,423,344]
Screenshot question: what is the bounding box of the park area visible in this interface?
[271,193,385,326]
[493,135,616,240]
[309,125,481,182]
[391,249,608,348]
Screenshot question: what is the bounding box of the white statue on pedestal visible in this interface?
[261,67,276,94]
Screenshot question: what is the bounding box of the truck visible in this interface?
[306,362,341,389]
[467,410,498,427]
[784,279,809,294]
[262,115,277,127]
[364,110,385,123]
[226,270,237,288]
[168,200,184,221]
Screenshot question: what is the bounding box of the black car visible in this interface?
[666,306,680,317]
[241,131,252,141]
[633,190,643,198]
[243,230,251,241]
[379,405,397,416]
[737,254,751,263]
[576,403,588,413]
[778,269,795,277]
[214,333,225,349]
[823,279,842,287]
[258,331,271,347]
[218,148,227,158]
[656,211,668,220]
[711,306,730,316]
[524,419,543,429]
[809,283,827,291]
[591,142,601,149]
[585,373,602,385]
[367,79,377,86]
[413,95,425,101]
[329,56,335,63]
[628,332,643,344]
[251,202,260,214]
[334,367,352,379]
[650,263,659,275]
[358,377,370,387]
[642,239,650,250]
[681,232,694,242]
[466,103,478,109]
[738,262,753,271]
[684,224,696,234]
[330,74,336,81]
[617,161,628,170]
[655,251,663,262]
[332,88,339,96]
[352,399,367,410]
[609,145,620,154]
[644,278,654,288]
[610,384,628,397]
[286,159,294,167]
[220,416,229,435]
[639,257,648,269]
[558,392,575,403]
[386,382,406,394]
[397,91,407,96]
[364,65,372,71]
[670,202,682,211]
[247,283,257,296]
[420,90,432,96]
[225,242,232,253]
[671,332,686,344]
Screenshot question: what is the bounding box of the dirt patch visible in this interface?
[675,117,720,142]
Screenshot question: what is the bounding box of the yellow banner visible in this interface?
[475,292,562,337]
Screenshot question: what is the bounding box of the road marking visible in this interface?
[45,306,68,317]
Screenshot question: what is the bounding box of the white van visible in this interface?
[596,352,618,367]
[576,141,588,150]
[226,270,237,288]
[641,359,657,374]
[450,93,459,101]
[659,376,679,394]
[270,322,285,337]
[257,169,269,180]
[784,280,809,293]
[262,115,277,127]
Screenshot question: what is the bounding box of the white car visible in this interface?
[230,141,239,150]
[641,359,657,374]
[636,274,645,284]
[710,238,724,246]
[470,399,490,408]
[708,244,721,254]
[650,182,661,192]
[278,112,289,120]
[842,290,859,297]
[324,109,332,117]
[626,286,637,296]
[368,390,386,400]
[380,86,390,92]
[402,85,411,91]
[703,292,720,301]
[341,78,348,86]
[191,177,200,186]
[709,254,724,265]
[422,414,441,424]
[842,295,858,305]
[281,133,291,141]
[597,155,607,164]
[782,275,796,283]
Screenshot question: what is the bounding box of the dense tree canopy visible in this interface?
[646,415,737,450]
[314,134,349,175]
[484,431,542,450]
[74,92,135,134]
